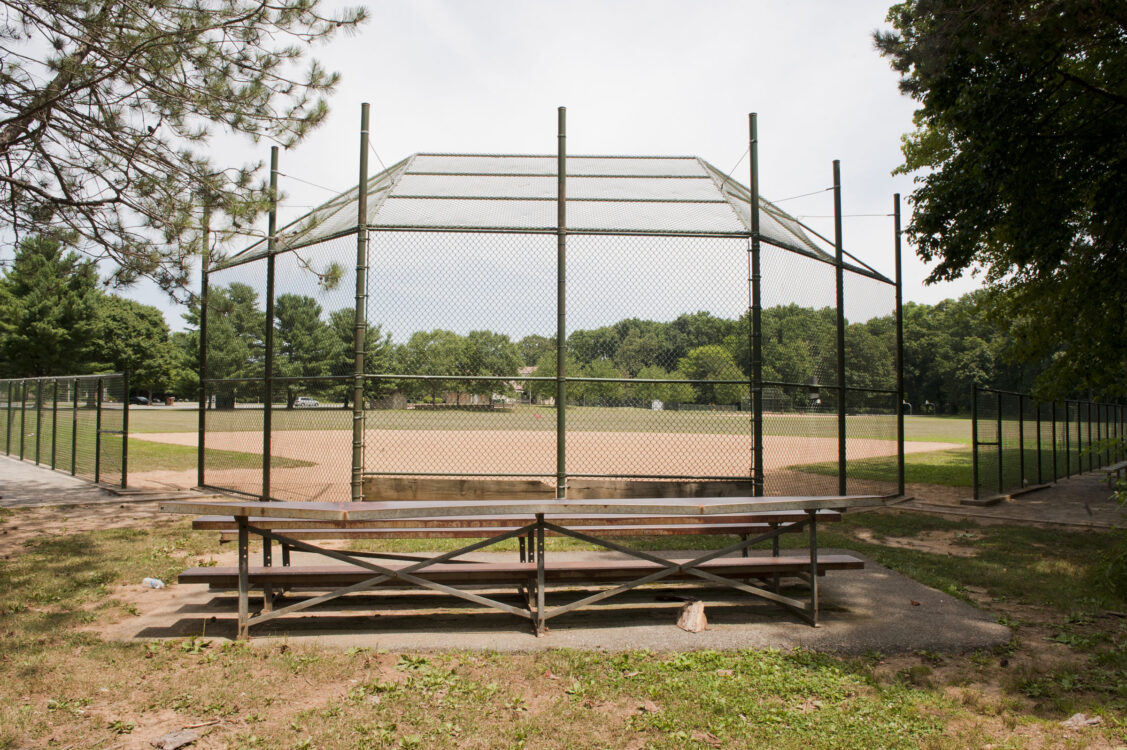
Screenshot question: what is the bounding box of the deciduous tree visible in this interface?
[875,0,1127,397]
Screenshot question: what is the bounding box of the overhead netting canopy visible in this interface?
[200,150,901,504]
[223,154,855,270]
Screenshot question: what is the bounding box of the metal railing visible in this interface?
[972,385,1125,500]
[0,373,129,488]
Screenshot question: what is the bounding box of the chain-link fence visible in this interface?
[200,142,905,503]
[0,373,128,487]
[972,386,1126,500]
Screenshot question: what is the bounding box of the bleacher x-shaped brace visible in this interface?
[227,510,839,639]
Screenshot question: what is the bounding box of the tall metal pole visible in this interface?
[971,384,980,500]
[94,377,103,484]
[51,379,58,469]
[1065,401,1071,478]
[556,106,568,499]
[833,160,847,495]
[352,103,370,503]
[262,146,278,502]
[1017,393,1025,486]
[1051,401,1058,482]
[121,370,129,488]
[893,193,905,496]
[35,379,42,464]
[198,202,210,489]
[71,377,78,475]
[749,113,764,497]
[1035,401,1042,485]
[19,381,26,460]
[996,390,1003,493]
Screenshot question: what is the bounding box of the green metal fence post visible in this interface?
[996,390,1003,493]
[1018,392,1027,484]
[556,105,568,499]
[198,203,210,489]
[71,378,78,475]
[352,105,369,503]
[94,377,103,484]
[1065,402,1071,478]
[262,145,278,502]
[121,370,129,488]
[1051,401,1057,482]
[1035,400,1042,485]
[5,381,11,454]
[894,193,905,496]
[34,379,42,465]
[19,381,26,461]
[833,159,846,495]
[749,113,764,497]
[51,379,58,469]
[1078,402,1084,473]
[971,384,979,500]
[1086,402,1093,472]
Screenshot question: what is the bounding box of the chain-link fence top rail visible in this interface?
[204,152,900,501]
[972,387,1126,500]
[0,374,126,488]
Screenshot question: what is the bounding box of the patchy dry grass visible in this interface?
[1,506,1126,748]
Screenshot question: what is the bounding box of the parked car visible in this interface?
[293,396,319,408]
[129,395,149,405]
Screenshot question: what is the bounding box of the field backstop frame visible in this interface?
[198,106,905,503]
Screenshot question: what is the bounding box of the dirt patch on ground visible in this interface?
[134,429,958,501]
[853,528,981,557]
[0,500,172,558]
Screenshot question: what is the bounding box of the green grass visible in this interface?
[127,438,314,473]
[1,511,1126,747]
[793,448,973,487]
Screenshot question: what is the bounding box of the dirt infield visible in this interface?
[131,429,959,501]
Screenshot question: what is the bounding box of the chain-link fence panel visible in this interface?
[202,379,265,498]
[842,267,898,495]
[268,377,352,501]
[99,375,126,486]
[759,243,842,495]
[1,374,125,487]
[565,234,753,487]
[203,250,271,497]
[364,231,559,492]
[1,381,11,455]
[974,389,1125,499]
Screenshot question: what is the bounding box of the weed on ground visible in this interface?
[1,504,1125,748]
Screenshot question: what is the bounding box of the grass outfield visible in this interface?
[114,405,972,442]
[0,414,310,474]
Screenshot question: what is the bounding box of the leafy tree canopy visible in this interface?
[875,0,1127,397]
[0,0,366,292]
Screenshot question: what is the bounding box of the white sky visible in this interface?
[36,0,988,330]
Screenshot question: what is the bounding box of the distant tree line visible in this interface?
[0,237,1041,413]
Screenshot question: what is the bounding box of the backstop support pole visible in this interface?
[352,103,370,503]
[833,160,846,495]
[198,203,210,489]
[894,193,905,496]
[972,384,979,500]
[263,146,278,502]
[749,113,764,497]
[556,106,567,499]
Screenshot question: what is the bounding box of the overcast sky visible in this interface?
[57,0,988,330]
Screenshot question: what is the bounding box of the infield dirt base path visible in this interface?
[131,429,960,501]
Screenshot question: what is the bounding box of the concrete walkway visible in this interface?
[901,471,1125,529]
[0,454,208,508]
